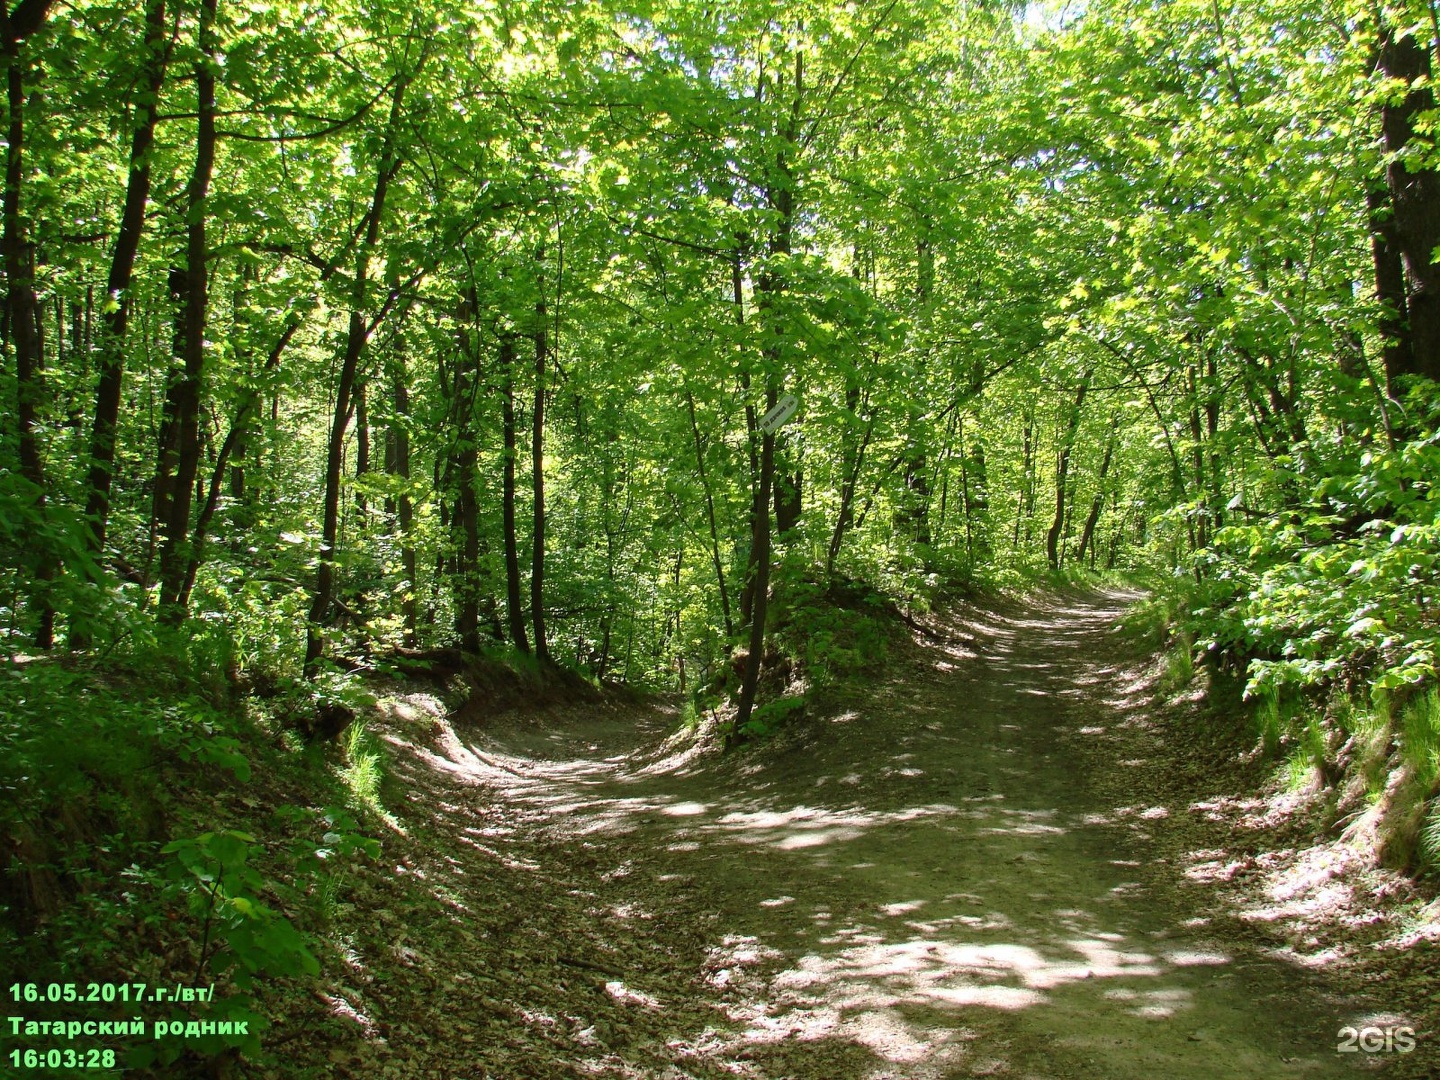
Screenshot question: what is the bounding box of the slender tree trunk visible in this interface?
[304,65,413,675]
[500,336,529,653]
[354,380,369,514]
[735,59,800,737]
[228,264,253,514]
[1186,363,1210,551]
[149,267,186,580]
[899,440,931,546]
[455,442,480,651]
[825,378,870,577]
[734,246,764,626]
[82,0,167,557]
[530,246,549,663]
[773,426,802,541]
[445,292,483,650]
[158,0,217,621]
[1047,377,1089,570]
[1076,415,1117,568]
[2,6,56,646]
[734,399,776,739]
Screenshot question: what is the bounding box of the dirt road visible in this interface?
[368,591,1409,1078]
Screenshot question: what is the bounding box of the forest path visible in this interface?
[384,591,1389,1079]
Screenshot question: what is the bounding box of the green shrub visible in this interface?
[740,694,807,740]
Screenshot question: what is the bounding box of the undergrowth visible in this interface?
[0,628,383,1076]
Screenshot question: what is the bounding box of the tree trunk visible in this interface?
[1378,20,1440,383]
[388,352,417,645]
[899,442,931,546]
[825,377,870,577]
[1047,377,1089,570]
[773,431,802,539]
[500,335,530,653]
[530,247,549,663]
[158,0,217,621]
[1367,186,1415,398]
[1,3,56,646]
[734,54,800,737]
[454,440,480,652]
[965,427,990,561]
[82,0,167,557]
[354,380,369,514]
[734,401,776,738]
[1076,415,1117,568]
[149,267,187,579]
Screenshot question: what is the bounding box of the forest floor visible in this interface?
[274,590,1440,1079]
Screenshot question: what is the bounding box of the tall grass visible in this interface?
[1399,689,1440,789]
[341,721,388,821]
[1254,687,1283,757]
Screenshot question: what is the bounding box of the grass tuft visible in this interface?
[340,720,389,823]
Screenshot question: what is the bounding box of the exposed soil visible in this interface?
[275,590,1437,1079]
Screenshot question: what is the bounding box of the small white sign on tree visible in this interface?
[759,393,799,435]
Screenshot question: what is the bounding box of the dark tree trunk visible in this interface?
[773,432,801,539]
[735,57,800,737]
[899,443,931,546]
[1367,186,1415,398]
[825,378,870,577]
[968,435,990,559]
[446,291,484,652]
[500,336,529,653]
[1378,21,1440,383]
[1047,377,1089,570]
[82,0,167,556]
[391,361,417,646]
[159,0,217,621]
[734,246,763,627]
[1,3,56,646]
[149,267,186,579]
[1076,415,1117,568]
[530,250,549,663]
[454,440,480,652]
[354,380,369,514]
[734,401,776,738]
[228,265,254,511]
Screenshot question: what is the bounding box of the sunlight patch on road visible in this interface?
[660,800,708,816]
[880,899,927,916]
[730,927,1182,1067]
[773,934,1163,1000]
[1162,948,1229,966]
